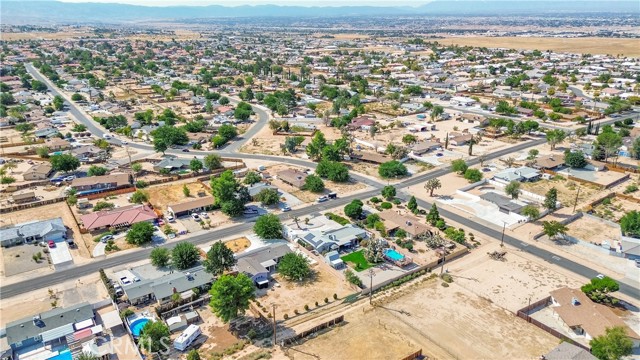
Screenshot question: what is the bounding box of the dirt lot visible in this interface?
[1,244,52,277]
[196,309,241,355]
[255,263,355,321]
[566,216,622,244]
[521,177,599,207]
[146,181,211,212]
[225,237,251,253]
[437,36,640,57]
[592,195,640,222]
[239,122,342,156]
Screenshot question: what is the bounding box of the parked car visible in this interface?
[191,213,200,221]
[200,212,209,219]
[328,192,337,199]
[243,208,259,215]
[119,277,132,286]
[121,140,128,145]
[64,175,75,182]
[165,214,175,222]
[113,284,124,297]
[596,274,605,280]
[317,196,328,203]
[48,240,55,248]
[101,235,114,243]
[281,204,291,212]
[182,148,190,152]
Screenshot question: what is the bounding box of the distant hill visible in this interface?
[1,1,638,24]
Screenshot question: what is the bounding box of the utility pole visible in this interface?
[572,185,581,213]
[272,304,277,347]
[500,221,506,247]
[368,269,375,305]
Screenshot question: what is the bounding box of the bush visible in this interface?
[304,304,309,311]
[378,160,408,178]
[624,184,638,194]
[370,197,381,203]
[392,199,401,205]
[380,202,393,209]
[283,314,289,320]
[441,282,450,287]
[325,212,350,226]
[463,168,483,183]
[441,273,453,283]
[324,297,329,303]
[136,180,148,188]
[333,293,338,300]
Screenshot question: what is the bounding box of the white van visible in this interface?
[102,134,113,139]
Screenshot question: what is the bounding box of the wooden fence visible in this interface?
[79,186,136,200]
[516,297,590,351]
[400,349,423,360]
[281,315,344,346]
[0,196,66,214]
[0,140,43,149]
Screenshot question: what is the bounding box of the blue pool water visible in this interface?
[384,249,405,261]
[47,349,72,360]
[130,318,151,337]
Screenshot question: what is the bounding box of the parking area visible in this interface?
[49,240,74,268]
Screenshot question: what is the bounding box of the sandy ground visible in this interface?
[592,196,640,222]
[146,181,211,212]
[255,262,355,321]
[521,178,599,207]
[197,309,241,355]
[225,237,251,253]
[437,36,640,57]
[240,122,342,156]
[567,216,621,244]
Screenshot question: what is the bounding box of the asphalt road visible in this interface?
[8,64,637,301]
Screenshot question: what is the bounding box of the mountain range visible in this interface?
[1,1,638,24]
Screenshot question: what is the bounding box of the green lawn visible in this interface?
[340,250,372,272]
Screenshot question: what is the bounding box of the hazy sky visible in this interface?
[58,0,434,6]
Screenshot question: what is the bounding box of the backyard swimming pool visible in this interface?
[384,248,405,262]
[129,318,151,337]
[47,349,72,360]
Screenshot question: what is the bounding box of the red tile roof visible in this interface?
[80,204,157,231]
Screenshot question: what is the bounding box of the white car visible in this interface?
[200,212,209,219]
[165,214,175,222]
[191,213,201,221]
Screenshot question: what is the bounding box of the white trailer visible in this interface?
[173,324,201,351]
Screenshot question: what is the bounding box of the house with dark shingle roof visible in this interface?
[0,218,66,247]
[235,243,292,288]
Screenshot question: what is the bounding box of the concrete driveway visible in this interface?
[93,242,106,257]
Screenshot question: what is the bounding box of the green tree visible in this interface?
[430,105,444,121]
[521,205,540,219]
[182,185,190,197]
[590,326,633,360]
[186,350,201,360]
[596,131,623,162]
[424,178,441,197]
[402,134,418,145]
[381,185,396,200]
[150,247,171,268]
[620,211,640,237]
[219,96,230,105]
[504,181,521,199]
[257,188,280,206]
[278,253,311,281]
[171,242,201,270]
[71,93,85,101]
[451,159,468,174]
[203,154,222,170]
[209,274,255,323]
[630,137,640,160]
[138,321,170,354]
[126,222,155,246]
[564,151,587,168]
[36,146,50,158]
[306,131,327,161]
[130,190,149,204]
[581,276,620,304]
[234,101,253,121]
[543,187,558,211]
[211,170,240,205]
[218,124,238,141]
[243,171,262,185]
[15,123,34,134]
[407,196,418,213]
[52,95,64,110]
[316,160,350,182]
[545,129,567,150]
[463,168,483,183]
[303,174,325,193]
[132,163,143,177]
[93,201,115,211]
[254,214,283,239]
[542,220,568,240]
[344,199,364,219]
[203,242,236,275]
[496,100,516,115]
[426,204,441,226]
[190,158,203,173]
[87,165,108,176]
[66,194,78,206]
[378,160,408,179]
[50,154,80,173]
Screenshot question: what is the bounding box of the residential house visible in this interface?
[347,116,375,131]
[71,145,107,162]
[235,243,292,288]
[412,141,441,155]
[153,157,195,172]
[479,192,524,215]
[542,342,596,360]
[549,287,640,347]
[324,250,344,269]
[448,132,474,146]
[276,169,308,189]
[80,204,157,232]
[297,224,368,253]
[33,127,59,139]
[493,166,541,183]
[124,268,214,305]
[5,302,95,355]
[71,173,131,193]
[44,138,71,151]
[11,191,37,204]
[351,150,391,165]
[378,210,432,239]
[166,196,214,218]
[22,162,53,181]
[247,182,277,200]
[0,218,67,247]
[534,155,565,171]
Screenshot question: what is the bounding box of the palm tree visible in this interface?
[76,352,99,360]
[293,216,301,229]
[3,162,17,174]
[504,157,516,167]
[468,134,482,156]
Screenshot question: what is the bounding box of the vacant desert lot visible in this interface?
[437,36,640,56]
[146,181,211,212]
